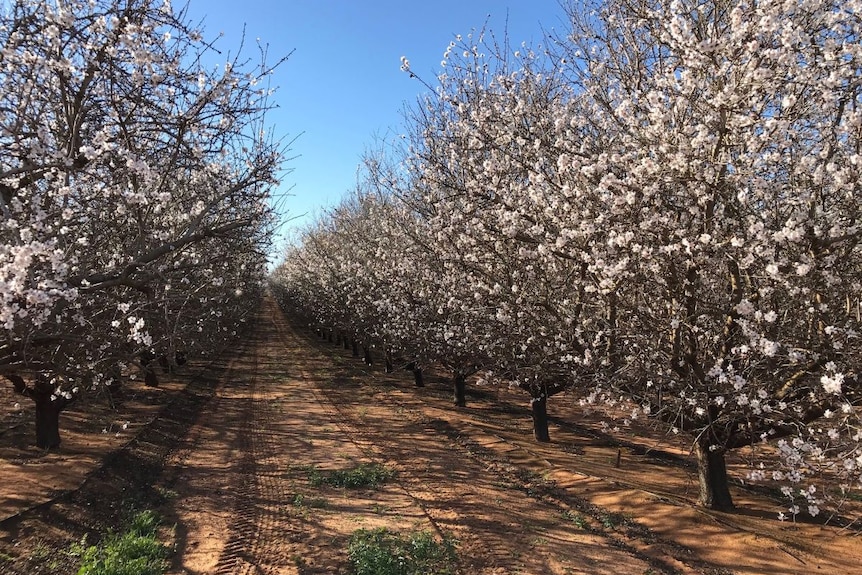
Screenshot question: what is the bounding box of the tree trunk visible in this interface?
[351,339,359,357]
[34,395,63,449]
[694,439,734,511]
[405,362,424,387]
[454,374,466,407]
[106,365,124,404]
[6,374,67,449]
[531,395,551,442]
[384,349,393,373]
[362,345,373,366]
[140,351,158,387]
[144,366,159,387]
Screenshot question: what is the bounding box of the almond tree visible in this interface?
[0,0,286,447]
[550,0,862,512]
[397,34,609,440]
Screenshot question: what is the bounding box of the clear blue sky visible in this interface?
[184,0,568,262]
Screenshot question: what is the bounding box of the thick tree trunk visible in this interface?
[454,374,466,407]
[351,339,359,358]
[140,350,158,387]
[6,374,67,448]
[106,365,124,403]
[694,439,734,511]
[34,395,63,449]
[144,366,158,387]
[362,345,373,366]
[342,333,350,350]
[405,362,424,387]
[531,395,551,442]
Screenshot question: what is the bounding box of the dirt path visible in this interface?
[159,298,862,575]
[160,297,656,574]
[2,297,862,574]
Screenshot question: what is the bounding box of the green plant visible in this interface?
[347,528,457,575]
[153,486,179,502]
[308,463,394,488]
[561,510,589,529]
[30,540,52,560]
[292,493,328,508]
[74,510,168,575]
[598,511,630,530]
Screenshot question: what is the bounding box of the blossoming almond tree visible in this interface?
[0,0,287,448]
[274,0,862,515]
[550,0,862,512]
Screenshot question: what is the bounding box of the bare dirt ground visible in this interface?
[2,296,862,574]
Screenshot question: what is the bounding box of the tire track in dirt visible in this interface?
[169,297,455,574]
[163,303,302,575]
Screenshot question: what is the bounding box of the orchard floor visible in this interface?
[1,296,862,574]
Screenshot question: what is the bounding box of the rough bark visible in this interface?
[531,395,551,442]
[6,374,70,449]
[106,364,124,403]
[405,362,424,387]
[34,395,63,449]
[140,350,159,387]
[144,366,158,387]
[454,373,466,407]
[694,439,734,511]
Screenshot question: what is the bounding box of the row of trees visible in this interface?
[1,0,289,448]
[272,0,862,516]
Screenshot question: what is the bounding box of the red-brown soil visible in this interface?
[1,296,861,574]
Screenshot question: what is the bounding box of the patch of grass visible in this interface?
[71,509,168,575]
[292,493,328,508]
[308,463,394,488]
[347,528,457,575]
[561,510,589,529]
[598,511,630,530]
[152,486,178,502]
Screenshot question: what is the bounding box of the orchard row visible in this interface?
[0,1,287,448]
[272,0,862,519]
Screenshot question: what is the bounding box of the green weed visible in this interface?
[71,510,168,575]
[347,528,457,575]
[292,493,328,508]
[561,510,589,529]
[308,463,394,488]
[598,511,630,530]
